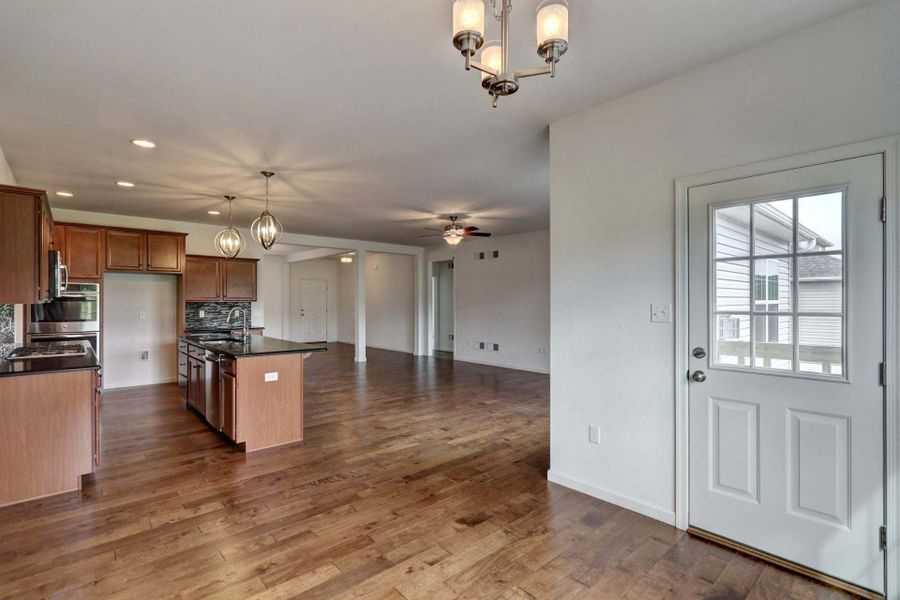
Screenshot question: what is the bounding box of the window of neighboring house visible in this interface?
[754,263,780,342]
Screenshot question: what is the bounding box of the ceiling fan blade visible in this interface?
[465,231,492,237]
[462,226,480,232]
[423,227,443,232]
[417,233,442,238]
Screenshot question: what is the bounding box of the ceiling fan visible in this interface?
[419,215,492,246]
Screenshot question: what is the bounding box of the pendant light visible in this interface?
[214,195,245,258]
[251,171,284,250]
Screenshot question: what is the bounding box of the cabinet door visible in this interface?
[188,357,205,413]
[184,256,222,301]
[64,225,103,279]
[222,260,257,301]
[106,229,145,271]
[147,232,184,273]
[92,370,101,469]
[55,224,67,266]
[221,371,237,440]
[37,197,53,300]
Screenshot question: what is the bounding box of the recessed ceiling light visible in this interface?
[55,191,74,197]
[208,210,221,215]
[116,181,135,188]
[131,139,156,149]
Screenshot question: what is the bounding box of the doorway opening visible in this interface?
[431,259,455,357]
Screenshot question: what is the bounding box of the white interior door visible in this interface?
[688,154,884,593]
[299,279,327,342]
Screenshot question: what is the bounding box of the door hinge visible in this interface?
[882,197,888,223]
[880,362,887,387]
[880,526,887,551]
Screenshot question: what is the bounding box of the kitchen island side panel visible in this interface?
[235,352,303,452]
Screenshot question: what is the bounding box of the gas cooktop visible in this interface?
[7,343,88,360]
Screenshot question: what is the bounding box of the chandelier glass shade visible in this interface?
[214,195,245,258]
[251,171,284,250]
[451,0,569,107]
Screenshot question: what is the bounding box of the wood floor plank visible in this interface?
[0,343,868,599]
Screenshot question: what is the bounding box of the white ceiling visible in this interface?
[0,0,874,245]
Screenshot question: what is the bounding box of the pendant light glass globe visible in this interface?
[214,195,245,258]
[251,171,284,250]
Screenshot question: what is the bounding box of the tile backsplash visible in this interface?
[184,302,252,331]
[0,304,14,359]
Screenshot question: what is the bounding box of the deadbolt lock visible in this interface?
[692,347,706,359]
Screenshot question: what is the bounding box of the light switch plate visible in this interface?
[588,424,600,444]
[651,303,672,323]
[264,372,279,382]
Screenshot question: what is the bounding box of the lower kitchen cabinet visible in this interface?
[221,370,237,441]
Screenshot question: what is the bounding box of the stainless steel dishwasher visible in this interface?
[204,350,221,430]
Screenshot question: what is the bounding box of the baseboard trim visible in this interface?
[104,377,177,390]
[453,356,550,374]
[547,470,676,526]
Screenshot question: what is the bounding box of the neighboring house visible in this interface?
[713,197,843,375]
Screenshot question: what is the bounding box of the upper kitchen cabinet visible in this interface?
[183,255,258,302]
[184,256,222,301]
[0,184,55,304]
[223,259,257,301]
[146,232,185,273]
[105,228,145,271]
[57,224,103,279]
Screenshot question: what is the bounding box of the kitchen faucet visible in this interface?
[226,307,250,343]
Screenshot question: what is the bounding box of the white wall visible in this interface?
[337,259,356,344]
[258,255,289,339]
[288,258,339,342]
[103,273,178,389]
[549,0,900,524]
[427,230,550,373]
[364,253,416,353]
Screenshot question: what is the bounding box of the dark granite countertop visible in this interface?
[0,346,101,378]
[180,335,327,359]
[184,327,264,334]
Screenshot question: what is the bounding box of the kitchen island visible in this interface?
[0,346,101,507]
[178,335,326,452]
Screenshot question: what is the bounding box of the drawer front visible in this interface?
[188,345,205,360]
[178,353,188,377]
[219,356,236,375]
[178,341,187,354]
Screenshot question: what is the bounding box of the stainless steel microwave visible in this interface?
[29,282,100,333]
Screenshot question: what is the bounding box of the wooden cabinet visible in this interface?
[223,259,257,301]
[0,184,55,304]
[187,355,205,415]
[184,256,222,301]
[59,224,103,279]
[221,370,237,441]
[147,232,184,273]
[177,346,188,402]
[184,255,257,302]
[105,229,146,271]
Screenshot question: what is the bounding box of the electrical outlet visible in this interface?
[264,372,279,382]
[199,309,206,318]
[476,341,485,350]
[492,250,499,259]
[491,343,500,352]
[477,251,486,260]
[140,350,149,361]
[138,310,146,319]
[537,346,547,355]
[588,425,600,444]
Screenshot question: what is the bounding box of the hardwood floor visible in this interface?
[0,343,858,599]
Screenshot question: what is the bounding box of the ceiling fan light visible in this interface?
[340,254,354,264]
[251,212,284,250]
[536,0,569,61]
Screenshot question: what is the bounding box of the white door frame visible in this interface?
[426,258,457,356]
[674,136,899,596]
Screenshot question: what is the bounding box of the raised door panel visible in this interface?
[147,233,184,273]
[223,260,257,301]
[64,225,103,279]
[184,257,222,301]
[105,229,145,271]
[0,186,42,304]
[38,197,53,300]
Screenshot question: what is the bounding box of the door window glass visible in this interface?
[711,190,845,377]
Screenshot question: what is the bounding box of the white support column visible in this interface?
[354,249,367,362]
[414,251,428,356]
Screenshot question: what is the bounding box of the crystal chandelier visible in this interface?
[251,171,284,250]
[452,0,569,108]
[214,195,245,258]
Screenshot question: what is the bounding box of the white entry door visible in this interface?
[688,154,884,593]
[299,279,327,342]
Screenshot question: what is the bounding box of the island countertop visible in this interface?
[0,346,101,378]
[179,335,327,359]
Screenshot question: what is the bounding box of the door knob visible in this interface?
[690,370,707,383]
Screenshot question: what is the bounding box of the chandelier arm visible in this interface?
[514,65,553,79]
[469,59,499,77]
